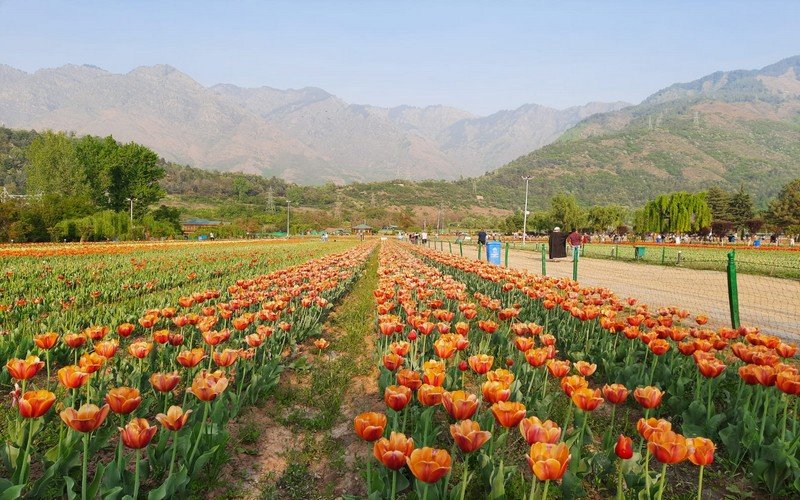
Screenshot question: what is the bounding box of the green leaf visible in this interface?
[0,485,24,500]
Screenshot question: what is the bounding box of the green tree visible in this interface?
[25,131,89,199]
[587,205,627,233]
[106,141,165,216]
[728,185,755,229]
[767,178,800,235]
[706,186,731,222]
[641,192,711,233]
[548,193,587,231]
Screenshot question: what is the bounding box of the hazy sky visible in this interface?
[1,0,798,115]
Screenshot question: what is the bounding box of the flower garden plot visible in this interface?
[353,241,799,499]
[1,241,372,498]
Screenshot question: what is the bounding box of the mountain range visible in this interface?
[0,63,627,184]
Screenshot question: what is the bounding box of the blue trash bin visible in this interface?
[754,239,761,247]
[486,241,502,265]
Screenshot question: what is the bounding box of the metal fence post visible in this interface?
[478,244,482,261]
[661,246,666,265]
[449,241,453,254]
[572,246,579,281]
[727,251,741,328]
[541,245,547,276]
[614,245,619,260]
[504,242,510,268]
[459,242,463,256]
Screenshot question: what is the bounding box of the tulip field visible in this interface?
[1,238,798,499]
[0,239,371,498]
[355,241,799,499]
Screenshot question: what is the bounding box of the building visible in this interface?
[351,223,373,235]
[181,218,222,236]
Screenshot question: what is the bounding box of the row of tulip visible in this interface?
[1,242,372,498]
[353,241,798,498]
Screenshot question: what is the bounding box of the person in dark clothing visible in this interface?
[548,227,568,259]
[477,230,487,245]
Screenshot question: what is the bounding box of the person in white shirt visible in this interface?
[421,231,428,244]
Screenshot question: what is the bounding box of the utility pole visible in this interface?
[125,197,136,223]
[522,176,533,245]
[286,200,291,238]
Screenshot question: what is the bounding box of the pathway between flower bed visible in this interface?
[465,247,800,341]
[209,251,381,499]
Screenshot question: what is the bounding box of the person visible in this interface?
[421,231,428,245]
[321,231,329,242]
[567,229,582,257]
[477,229,487,254]
[359,230,364,241]
[548,227,568,259]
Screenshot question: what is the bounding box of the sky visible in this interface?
[1,0,799,115]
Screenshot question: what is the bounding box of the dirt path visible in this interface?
[210,251,381,499]
[468,248,800,340]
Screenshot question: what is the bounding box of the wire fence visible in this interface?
[420,238,800,341]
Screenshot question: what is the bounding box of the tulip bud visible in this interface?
[458,360,468,371]
[408,330,418,341]
[615,434,633,459]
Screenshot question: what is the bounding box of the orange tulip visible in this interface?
[60,403,111,432]
[524,348,548,367]
[515,336,536,353]
[396,369,423,391]
[382,353,404,371]
[633,386,664,409]
[602,383,629,404]
[150,371,181,393]
[560,375,588,396]
[468,354,494,375]
[491,401,527,428]
[450,419,491,453]
[519,416,561,445]
[187,370,229,401]
[117,323,135,337]
[481,380,511,404]
[648,339,671,355]
[385,385,412,411]
[64,333,87,349]
[106,387,142,415]
[687,437,715,466]
[6,356,45,380]
[313,338,330,350]
[128,341,153,359]
[354,412,387,442]
[486,368,515,386]
[442,390,479,420]
[119,418,158,449]
[574,361,597,376]
[571,387,603,412]
[406,447,452,483]
[417,384,445,406]
[546,359,570,378]
[57,365,90,389]
[94,340,119,359]
[78,352,106,374]
[34,332,59,350]
[422,369,446,387]
[390,341,411,356]
[433,338,456,359]
[177,348,206,368]
[153,329,170,344]
[776,370,800,395]
[527,442,571,481]
[373,431,415,469]
[697,358,727,378]
[155,405,192,431]
[213,348,239,367]
[648,430,689,464]
[636,417,672,440]
[19,390,56,418]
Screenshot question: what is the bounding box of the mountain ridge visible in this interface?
[0,62,627,184]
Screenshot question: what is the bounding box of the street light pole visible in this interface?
[286,200,290,238]
[125,197,136,223]
[522,176,533,245]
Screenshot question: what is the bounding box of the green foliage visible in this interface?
[587,205,627,232]
[549,193,587,231]
[767,178,800,235]
[25,131,89,199]
[728,185,755,228]
[641,191,711,233]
